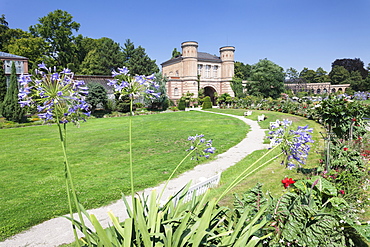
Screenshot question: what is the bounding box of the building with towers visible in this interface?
[161,41,235,104]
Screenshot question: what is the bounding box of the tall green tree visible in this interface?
[29,9,80,68]
[346,71,364,91]
[0,60,6,114]
[329,65,350,84]
[285,67,299,83]
[332,58,368,79]
[234,61,251,80]
[0,14,9,50]
[171,48,181,58]
[86,82,108,113]
[2,62,24,122]
[313,67,330,83]
[6,37,47,70]
[146,72,169,110]
[246,59,285,99]
[230,78,245,98]
[299,67,316,83]
[80,37,123,75]
[122,39,159,75]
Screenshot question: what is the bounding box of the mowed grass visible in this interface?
[204,109,325,206]
[0,111,248,240]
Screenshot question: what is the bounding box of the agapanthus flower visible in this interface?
[107,67,160,100]
[268,119,314,169]
[187,134,216,160]
[18,63,90,124]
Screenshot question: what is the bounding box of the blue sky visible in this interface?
[1,0,370,73]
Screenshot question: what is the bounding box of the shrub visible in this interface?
[177,98,186,110]
[202,96,212,109]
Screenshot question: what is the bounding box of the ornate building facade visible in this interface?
[161,41,235,103]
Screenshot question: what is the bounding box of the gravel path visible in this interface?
[1,110,269,247]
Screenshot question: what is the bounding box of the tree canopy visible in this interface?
[331,58,368,79]
[122,39,159,75]
[29,10,80,69]
[246,59,285,99]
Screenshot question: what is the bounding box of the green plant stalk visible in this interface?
[129,98,134,200]
[216,144,282,203]
[56,121,91,246]
[158,148,197,201]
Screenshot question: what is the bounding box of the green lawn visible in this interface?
[0,111,248,241]
[204,109,325,206]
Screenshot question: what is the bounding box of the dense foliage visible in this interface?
[2,62,24,122]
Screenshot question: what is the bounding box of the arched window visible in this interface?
[174,88,179,96]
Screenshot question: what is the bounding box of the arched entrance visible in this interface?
[203,86,217,105]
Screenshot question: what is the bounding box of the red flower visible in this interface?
[339,190,345,195]
[343,147,348,151]
[282,178,296,189]
[352,118,356,122]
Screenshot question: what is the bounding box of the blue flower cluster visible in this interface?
[107,67,160,100]
[187,134,216,160]
[268,119,314,169]
[18,63,90,123]
[353,91,370,101]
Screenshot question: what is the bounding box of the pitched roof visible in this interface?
[74,75,114,94]
[0,51,28,59]
[197,52,221,62]
[161,52,221,66]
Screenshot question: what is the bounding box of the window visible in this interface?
[4,60,11,74]
[197,64,203,76]
[205,65,211,78]
[213,66,218,78]
[174,88,179,96]
[16,61,23,74]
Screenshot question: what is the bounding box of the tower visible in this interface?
[219,46,235,81]
[181,41,198,80]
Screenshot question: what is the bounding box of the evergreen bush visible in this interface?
[2,62,25,122]
[202,96,212,109]
[177,98,186,110]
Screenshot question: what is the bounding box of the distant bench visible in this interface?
[243,110,252,116]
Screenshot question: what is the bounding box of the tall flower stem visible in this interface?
[216,144,282,203]
[129,97,134,200]
[56,120,91,246]
[159,148,197,201]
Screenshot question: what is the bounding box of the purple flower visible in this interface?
[38,62,48,70]
[118,67,129,75]
[18,64,91,123]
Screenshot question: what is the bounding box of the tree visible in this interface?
[146,72,169,110]
[285,67,299,83]
[2,62,25,122]
[329,65,350,84]
[122,39,159,75]
[234,61,251,80]
[314,67,330,83]
[0,60,6,114]
[6,37,47,70]
[80,37,124,75]
[0,14,9,50]
[299,67,316,83]
[171,48,181,58]
[85,82,108,113]
[230,78,245,98]
[29,10,80,69]
[246,59,285,99]
[332,58,368,79]
[346,71,364,91]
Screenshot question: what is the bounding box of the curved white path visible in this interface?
[1,110,269,247]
